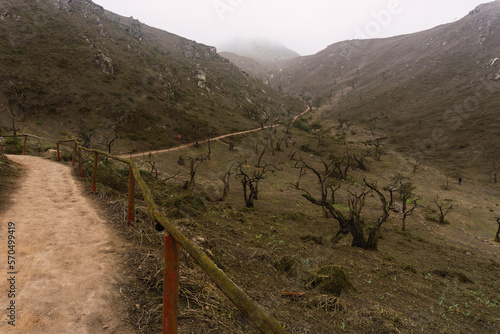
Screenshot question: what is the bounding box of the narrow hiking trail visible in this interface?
[0,155,133,333]
[123,105,311,159]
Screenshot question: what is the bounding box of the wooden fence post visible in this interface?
[127,164,135,226]
[162,234,180,334]
[72,141,77,166]
[91,152,98,192]
[22,135,27,155]
[56,142,61,161]
[78,149,83,177]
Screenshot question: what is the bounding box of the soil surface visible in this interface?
[0,155,134,333]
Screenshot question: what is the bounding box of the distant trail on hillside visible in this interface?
[123,105,311,159]
[0,155,133,333]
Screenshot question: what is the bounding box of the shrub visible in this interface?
[293,120,311,132]
[304,265,356,295]
[3,137,23,154]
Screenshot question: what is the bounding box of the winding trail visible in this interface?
[122,105,311,159]
[0,155,133,333]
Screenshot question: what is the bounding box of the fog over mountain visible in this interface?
[93,0,490,56]
[218,39,300,62]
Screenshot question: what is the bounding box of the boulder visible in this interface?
[44,149,58,160]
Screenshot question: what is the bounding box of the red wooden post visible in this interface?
[22,135,27,155]
[91,152,98,192]
[72,141,77,166]
[78,149,83,177]
[162,234,179,334]
[56,142,61,161]
[127,164,135,226]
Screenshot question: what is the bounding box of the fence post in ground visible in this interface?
[91,151,98,192]
[162,234,180,334]
[78,149,83,177]
[127,164,135,226]
[22,135,27,155]
[56,142,61,161]
[72,141,77,166]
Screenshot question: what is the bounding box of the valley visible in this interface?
[0,0,499,333]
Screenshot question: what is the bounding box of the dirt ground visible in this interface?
[0,155,134,333]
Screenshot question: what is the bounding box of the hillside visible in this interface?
[257,2,500,180]
[1,1,499,333]
[65,119,500,333]
[0,0,304,152]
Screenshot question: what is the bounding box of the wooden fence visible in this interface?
[0,134,287,334]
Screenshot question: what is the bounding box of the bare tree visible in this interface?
[206,127,216,160]
[332,152,354,180]
[293,165,307,190]
[488,154,499,184]
[248,137,261,155]
[255,139,269,168]
[275,120,293,152]
[185,154,208,190]
[295,157,341,218]
[314,128,331,154]
[222,161,238,201]
[237,163,278,208]
[433,196,453,224]
[259,112,270,130]
[300,184,371,247]
[363,179,391,250]
[145,153,159,179]
[337,112,349,129]
[77,120,96,148]
[366,137,386,161]
[351,150,369,171]
[400,182,419,231]
[3,82,34,135]
[103,127,119,154]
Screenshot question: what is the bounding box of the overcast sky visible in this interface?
[92,0,491,55]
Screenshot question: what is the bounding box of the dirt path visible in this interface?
[122,105,311,159]
[0,155,134,333]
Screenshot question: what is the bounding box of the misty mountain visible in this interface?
[0,0,304,151]
[218,39,300,63]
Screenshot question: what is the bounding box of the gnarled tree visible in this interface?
[363,179,391,250]
[184,154,208,190]
[433,196,453,224]
[299,174,392,250]
[237,163,278,208]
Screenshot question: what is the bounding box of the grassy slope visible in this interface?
[262,2,500,179]
[2,108,498,333]
[0,153,21,211]
[114,114,499,333]
[0,0,303,152]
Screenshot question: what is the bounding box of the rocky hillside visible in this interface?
[0,0,303,152]
[237,2,500,180]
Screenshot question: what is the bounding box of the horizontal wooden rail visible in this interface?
[0,134,287,334]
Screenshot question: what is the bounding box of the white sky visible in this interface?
[92,0,492,55]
